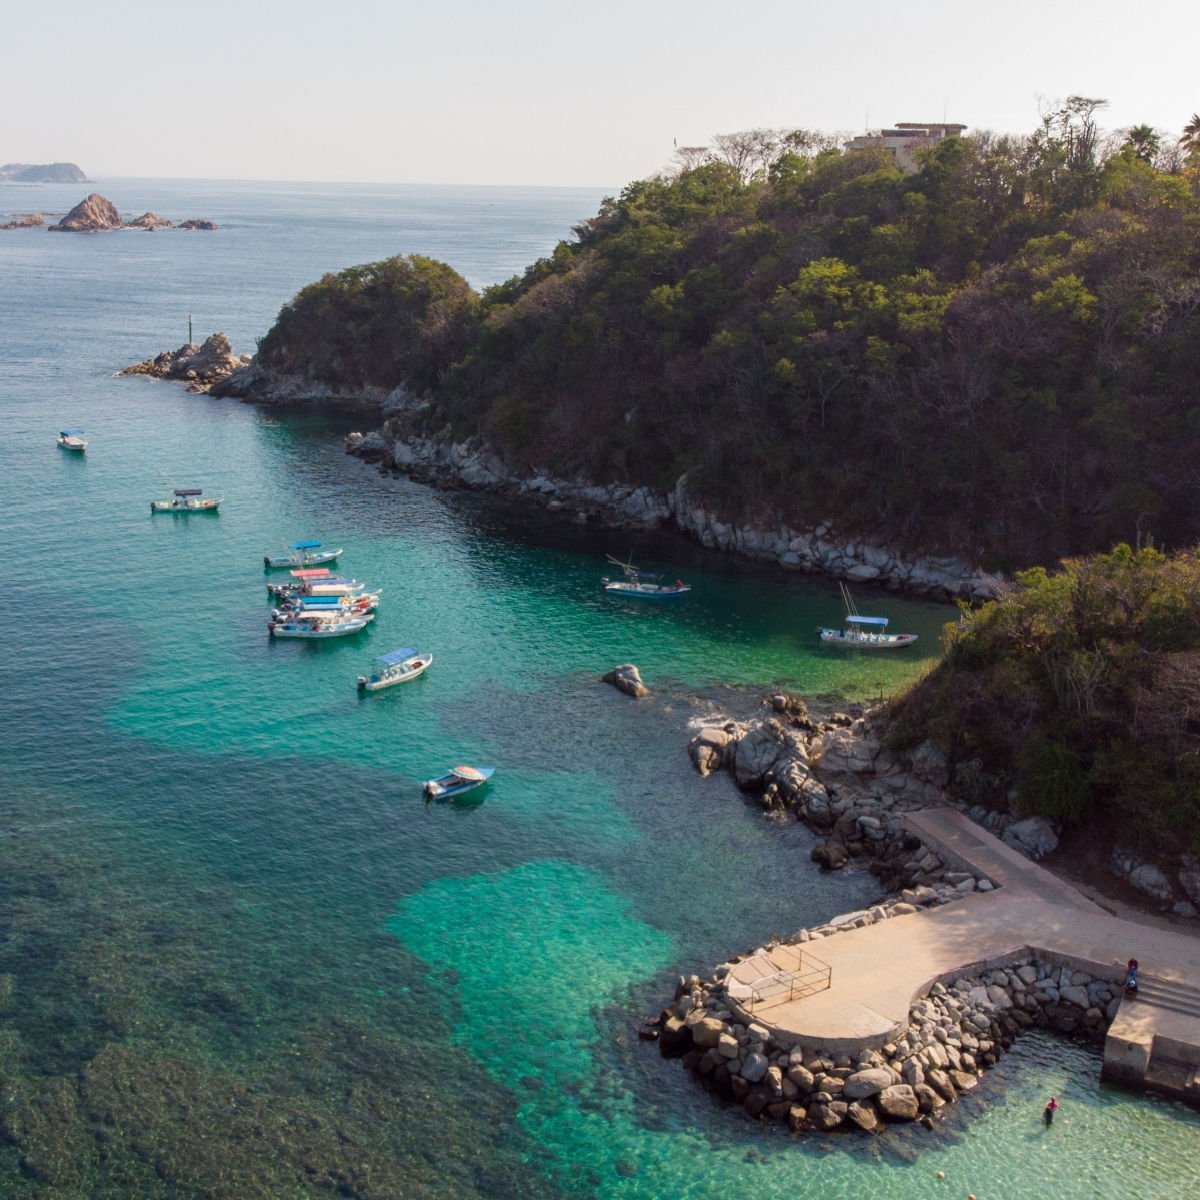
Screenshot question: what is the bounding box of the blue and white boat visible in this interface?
[268,611,373,638]
[423,765,495,800]
[357,647,433,692]
[264,540,343,569]
[57,428,88,452]
[817,584,918,648]
[601,555,690,599]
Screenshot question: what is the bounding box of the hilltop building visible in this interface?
[844,122,967,173]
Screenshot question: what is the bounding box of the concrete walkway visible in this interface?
[725,809,1200,1102]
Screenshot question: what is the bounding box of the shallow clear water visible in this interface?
[1,178,1196,1198]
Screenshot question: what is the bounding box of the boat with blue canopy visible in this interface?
[423,765,494,800]
[357,647,433,692]
[151,487,222,513]
[264,540,343,569]
[57,428,88,452]
[601,554,690,599]
[817,583,917,648]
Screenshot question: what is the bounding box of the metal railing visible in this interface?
[744,948,832,1012]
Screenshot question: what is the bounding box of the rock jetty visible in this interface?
[654,947,1116,1133]
[119,334,249,393]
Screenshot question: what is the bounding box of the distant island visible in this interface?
[0,161,87,183]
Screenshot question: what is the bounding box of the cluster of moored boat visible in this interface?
[261,545,482,798]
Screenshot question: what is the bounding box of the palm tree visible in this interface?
[1179,113,1200,160]
[1124,124,1160,162]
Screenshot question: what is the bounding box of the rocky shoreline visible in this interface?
[646,691,1195,1133]
[340,401,1003,603]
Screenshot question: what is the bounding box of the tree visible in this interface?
[1122,124,1160,163]
[1180,112,1200,161]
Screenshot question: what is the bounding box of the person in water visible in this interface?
[1044,1097,1059,1126]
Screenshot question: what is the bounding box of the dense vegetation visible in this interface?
[889,543,1200,856]
[258,105,1200,571]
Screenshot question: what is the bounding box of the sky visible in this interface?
[3,0,1198,188]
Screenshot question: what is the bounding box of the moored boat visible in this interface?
[601,555,690,598]
[57,428,88,452]
[268,611,373,638]
[423,765,494,800]
[151,488,222,513]
[817,583,918,649]
[264,540,343,569]
[357,647,433,692]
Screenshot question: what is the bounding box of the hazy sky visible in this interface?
[4,0,1197,187]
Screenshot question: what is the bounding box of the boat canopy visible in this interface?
[290,540,322,549]
[290,568,332,579]
[60,428,85,436]
[452,766,486,781]
[376,647,417,666]
[846,615,889,626]
[173,488,203,496]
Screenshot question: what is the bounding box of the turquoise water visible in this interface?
[1,178,1197,1198]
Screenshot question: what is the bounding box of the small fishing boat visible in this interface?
[423,765,495,800]
[276,593,379,617]
[268,611,373,638]
[57,428,88,452]
[151,488,222,513]
[264,540,343,569]
[601,555,690,599]
[357,647,433,692]
[817,583,918,649]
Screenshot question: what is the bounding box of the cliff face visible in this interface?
[0,162,87,183]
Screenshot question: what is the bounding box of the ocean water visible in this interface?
[1,177,1197,1199]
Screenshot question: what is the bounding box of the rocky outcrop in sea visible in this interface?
[119,334,250,393]
[47,193,218,233]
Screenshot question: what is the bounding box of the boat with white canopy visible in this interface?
[601,555,690,599]
[357,647,433,692]
[268,610,373,638]
[423,765,494,800]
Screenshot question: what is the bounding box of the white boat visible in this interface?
[57,428,88,452]
[357,647,433,692]
[817,583,918,648]
[268,611,373,638]
[151,487,222,513]
[423,765,495,800]
[275,593,379,618]
[601,555,690,599]
[264,540,343,569]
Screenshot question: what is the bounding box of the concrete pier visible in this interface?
[726,808,1200,1104]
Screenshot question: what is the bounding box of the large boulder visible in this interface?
[876,1084,920,1121]
[731,722,786,789]
[843,1067,894,1100]
[688,727,733,776]
[51,193,122,232]
[127,211,173,229]
[119,334,245,392]
[602,663,649,699]
[1002,816,1059,860]
[1128,863,1173,904]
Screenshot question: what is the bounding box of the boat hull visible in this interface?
[423,766,495,800]
[602,582,691,599]
[151,499,222,513]
[57,438,87,452]
[264,549,343,569]
[358,654,433,692]
[817,627,918,648]
[269,615,373,638]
